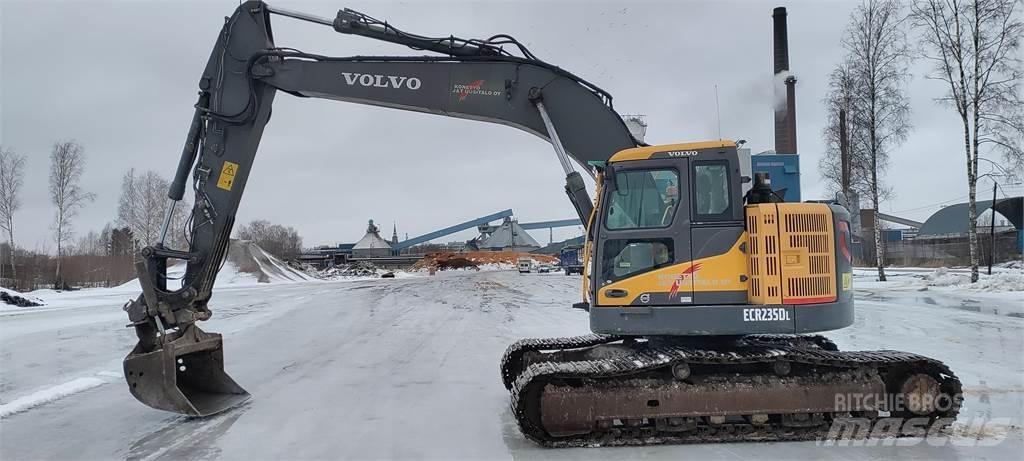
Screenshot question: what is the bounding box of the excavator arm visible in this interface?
[123,0,637,416]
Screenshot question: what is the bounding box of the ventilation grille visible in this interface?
[746,205,782,304]
[787,276,833,297]
[747,204,837,305]
[778,204,837,304]
[784,213,828,233]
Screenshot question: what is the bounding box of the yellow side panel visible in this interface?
[691,236,748,293]
[595,236,747,306]
[776,203,837,304]
[746,204,782,304]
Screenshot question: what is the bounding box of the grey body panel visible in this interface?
[258,56,635,167]
[691,289,749,305]
[690,225,744,259]
[589,298,854,336]
[623,290,749,306]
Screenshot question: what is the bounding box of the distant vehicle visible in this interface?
[537,264,551,273]
[517,257,532,273]
[560,245,584,275]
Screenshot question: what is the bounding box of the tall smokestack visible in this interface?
[773,6,797,154]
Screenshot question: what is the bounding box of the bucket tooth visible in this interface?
[124,324,249,416]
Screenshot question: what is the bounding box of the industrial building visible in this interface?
[855,197,1024,266]
[474,217,541,252]
[299,210,582,268]
[351,219,393,258]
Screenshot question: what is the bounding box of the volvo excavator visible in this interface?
[123,1,962,447]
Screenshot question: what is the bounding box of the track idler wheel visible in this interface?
[671,363,691,380]
[123,324,249,416]
[900,373,942,416]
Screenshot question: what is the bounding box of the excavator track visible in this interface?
[500,334,622,390]
[505,336,961,447]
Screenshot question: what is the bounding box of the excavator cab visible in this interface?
[585,140,855,336]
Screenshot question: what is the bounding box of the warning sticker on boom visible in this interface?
[216,161,239,191]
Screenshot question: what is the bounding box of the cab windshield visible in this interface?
[605,169,679,229]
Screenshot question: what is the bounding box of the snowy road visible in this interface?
[1,270,1022,459]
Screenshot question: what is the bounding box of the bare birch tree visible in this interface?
[912,0,1023,282]
[118,169,190,250]
[49,141,95,288]
[236,219,304,260]
[820,60,879,200]
[0,146,26,284]
[841,0,913,281]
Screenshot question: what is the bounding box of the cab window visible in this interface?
[605,169,679,229]
[601,238,674,283]
[693,162,731,219]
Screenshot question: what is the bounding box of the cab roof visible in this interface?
[608,140,737,163]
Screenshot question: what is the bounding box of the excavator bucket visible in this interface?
[124,324,249,417]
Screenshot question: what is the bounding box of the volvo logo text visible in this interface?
[341,73,422,90]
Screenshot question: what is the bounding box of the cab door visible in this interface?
[593,159,693,306]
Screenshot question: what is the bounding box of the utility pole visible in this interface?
[988,182,997,276]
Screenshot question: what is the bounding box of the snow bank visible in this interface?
[226,240,317,284]
[0,287,44,308]
[477,262,516,271]
[924,267,1024,292]
[997,260,1023,271]
[0,377,106,418]
[115,240,316,291]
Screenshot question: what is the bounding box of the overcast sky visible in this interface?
[2,0,1019,252]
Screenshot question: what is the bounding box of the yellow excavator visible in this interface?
[122,1,961,446]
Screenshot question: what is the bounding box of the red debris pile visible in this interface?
[412,251,557,271]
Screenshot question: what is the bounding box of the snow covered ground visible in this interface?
[1,269,1021,459]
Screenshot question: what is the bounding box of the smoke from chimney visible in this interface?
[773,7,797,154]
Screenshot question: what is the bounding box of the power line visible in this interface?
[890,194,971,214]
[889,184,1022,216]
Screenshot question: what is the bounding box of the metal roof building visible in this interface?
[918,197,1022,236]
[352,219,393,258]
[478,217,540,252]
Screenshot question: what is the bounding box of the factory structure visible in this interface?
[300,210,583,268]
[757,7,1022,266]
[749,6,801,202]
[350,220,394,258]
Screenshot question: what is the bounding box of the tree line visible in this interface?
[819,0,1022,282]
[0,142,303,291]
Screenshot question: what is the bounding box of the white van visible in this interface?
[517,257,532,273]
